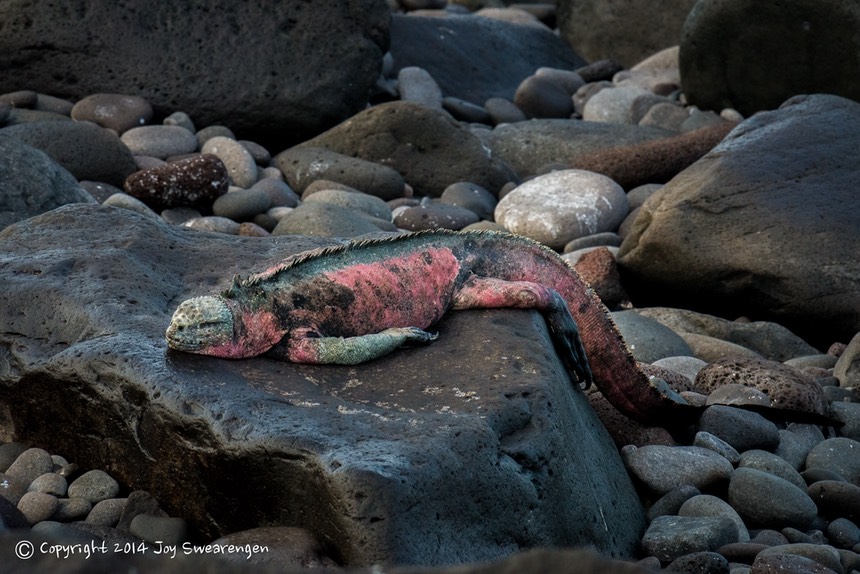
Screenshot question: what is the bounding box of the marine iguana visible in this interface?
[166,229,691,424]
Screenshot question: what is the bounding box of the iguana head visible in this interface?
[166,295,284,359]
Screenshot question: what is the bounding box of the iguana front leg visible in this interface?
[451,275,593,387]
[275,327,438,365]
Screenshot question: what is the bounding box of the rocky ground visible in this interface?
[1,1,859,574]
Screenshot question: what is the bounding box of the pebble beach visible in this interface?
[1,1,859,573]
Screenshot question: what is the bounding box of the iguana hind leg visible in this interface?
[452,275,593,387]
[275,327,438,365]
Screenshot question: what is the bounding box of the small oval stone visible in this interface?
[28,473,68,497]
[200,136,258,189]
[86,497,127,527]
[755,543,843,574]
[303,188,392,221]
[67,470,120,504]
[807,480,860,522]
[440,182,497,221]
[182,216,242,235]
[394,203,480,231]
[698,405,781,452]
[124,154,229,209]
[52,497,92,521]
[641,515,739,563]
[624,445,734,495]
[17,491,59,525]
[103,192,161,219]
[751,552,838,574]
[71,93,153,133]
[212,189,272,221]
[738,450,806,491]
[514,74,575,119]
[665,551,730,574]
[129,514,188,545]
[248,178,300,208]
[806,438,860,485]
[679,494,750,542]
[120,125,199,159]
[728,467,818,529]
[6,448,54,486]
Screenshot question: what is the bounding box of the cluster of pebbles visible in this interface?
[0,442,188,547]
[1,8,859,574]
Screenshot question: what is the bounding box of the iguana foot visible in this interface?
[393,327,439,345]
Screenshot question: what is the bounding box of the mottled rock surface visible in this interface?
[618,94,860,346]
[0,204,645,566]
[0,0,390,144]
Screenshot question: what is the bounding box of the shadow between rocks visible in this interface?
[0,204,644,566]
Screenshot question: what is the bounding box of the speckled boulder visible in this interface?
[0,0,389,144]
[680,0,860,116]
[495,169,629,249]
[124,154,229,210]
[693,357,829,421]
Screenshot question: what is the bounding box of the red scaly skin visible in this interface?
[167,230,695,424]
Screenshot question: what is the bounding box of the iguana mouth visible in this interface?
[166,296,234,353]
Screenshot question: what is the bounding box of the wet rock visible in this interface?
[727,468,818,529]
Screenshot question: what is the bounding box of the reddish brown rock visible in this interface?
[124,154,229,209]
[573,247,630,309]
[569,122,736,189]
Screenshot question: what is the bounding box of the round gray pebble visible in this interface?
[397,66,443,109]
[440,182,497,220]
[679,494,750,542]
[163,111,196,133]
[67,469,120,504]
[624,445,734,495]
[611,310,694,363]
[201,135,258,189]
[85,497,127,527]
[52,497,93,521]
[806,438,860,485]
[71,93,153,133]
[756,543,844,573]
[693,431,740,465]
[28,472,68,497]
[212,189,272,221]
[120,125,199,159]
[646,484,701,522]
[697,405,781,452]
[182,216,242,235]
[664,551,729,574]
[5,448,54,485]
[304,188,392,221]
[129,514,188,545]
[394,203,480,231]
[827,517,860,549]
[738,449,807,491]
[103,192,161,219]
[249,178,300,208]
[17,491,59,525]
[727,467,817,529]
[196,125,235,147]
[641,515,739,563]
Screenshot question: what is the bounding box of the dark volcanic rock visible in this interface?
[388,13,585,106]
[680,0,860,116]
[1,121,138,187]
[303,102,518,197]
[0,135,95,231]
[618,94,860,346]
[557,0,697,68]
[0,0,389,145]
[0,204,645,566]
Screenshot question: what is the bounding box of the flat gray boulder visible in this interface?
[0,0,389,144]
[619,94,860,346]
[0,204,644,566]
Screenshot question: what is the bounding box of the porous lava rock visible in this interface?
[0,0,389,144]
[0,204,644,566]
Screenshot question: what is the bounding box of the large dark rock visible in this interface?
[1,121,138,187]
[0,135,95,231]
[0,204,644,566]
[0,0,389,145]
[388,13,586,106]
[618,94,860,347]
[302,102,518,197]
[680,0,860,116]
[557,0,696,67]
